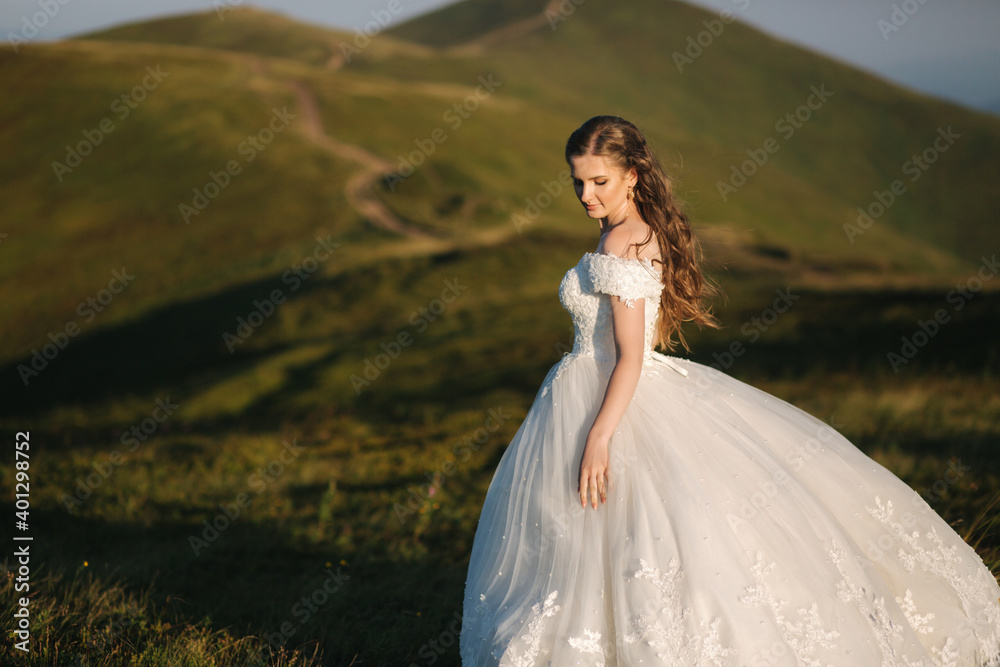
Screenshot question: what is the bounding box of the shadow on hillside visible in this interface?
[689,288,1000,379]
[347,288,1000,423]
[2,270,998,433]
[0,269,351,419]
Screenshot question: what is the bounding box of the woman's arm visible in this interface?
[578,286,647,510]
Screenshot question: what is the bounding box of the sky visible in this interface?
[3,0,999,115]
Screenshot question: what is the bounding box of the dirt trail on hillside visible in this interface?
[288,80,433,239]
[287,1,565,236]
[454,0,564,53]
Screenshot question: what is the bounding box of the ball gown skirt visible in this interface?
[459,252,1000,666]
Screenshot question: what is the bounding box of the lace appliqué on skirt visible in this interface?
[624,558,736,665]
[499,591,561,667]
[567,629,607,666]
[738,551,840,666]
[867,496,1000,664]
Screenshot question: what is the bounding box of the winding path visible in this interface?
[289,80,433,239]
[452,0,565,53]
[285,0,566,239]
[248,0,566,242]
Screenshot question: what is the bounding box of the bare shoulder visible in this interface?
[601,220,660,263]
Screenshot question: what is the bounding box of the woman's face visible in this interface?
[569,153,636,221]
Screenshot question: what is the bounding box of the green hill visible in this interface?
[77,6,431,66]
[2,1,998,370]
[384,0,1000,262]
[388,0,552,47]
[78,7,348,66]
[1,2,999,664]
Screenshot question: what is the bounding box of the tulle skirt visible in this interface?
[460,352,1000,666]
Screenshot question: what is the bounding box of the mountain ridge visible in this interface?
[2,0,998,369]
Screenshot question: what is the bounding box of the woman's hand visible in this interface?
[578,431,611,509]
[576,232,649,510]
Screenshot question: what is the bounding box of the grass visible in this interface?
[78,8,351,67]
[1,234,998,664]
[0,566,326,666]
[1,0,998,663]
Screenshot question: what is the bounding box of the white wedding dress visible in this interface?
[460,251,1000,666]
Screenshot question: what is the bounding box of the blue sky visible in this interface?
[3,0,999,115]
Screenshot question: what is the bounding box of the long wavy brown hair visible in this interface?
[566,115,719,352]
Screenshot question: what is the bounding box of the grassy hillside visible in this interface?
[388,0,550,47]
[383,0,1000,264]
[79,7,349,66]
[4,2,999,370]
[1,1,998,664]
[78,7,432,67]
[65,1,1000,269]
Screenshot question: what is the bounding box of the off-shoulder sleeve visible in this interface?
[586,253,663,308]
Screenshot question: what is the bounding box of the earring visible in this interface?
[627,185,635,202]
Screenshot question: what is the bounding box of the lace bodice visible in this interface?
[559,252,664,363]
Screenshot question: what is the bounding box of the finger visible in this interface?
[579,476,587,507]
[590,476,600,509]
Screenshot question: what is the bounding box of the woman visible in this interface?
[460,116,1000,666]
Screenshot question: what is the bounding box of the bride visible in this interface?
[459,116,1000,666]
